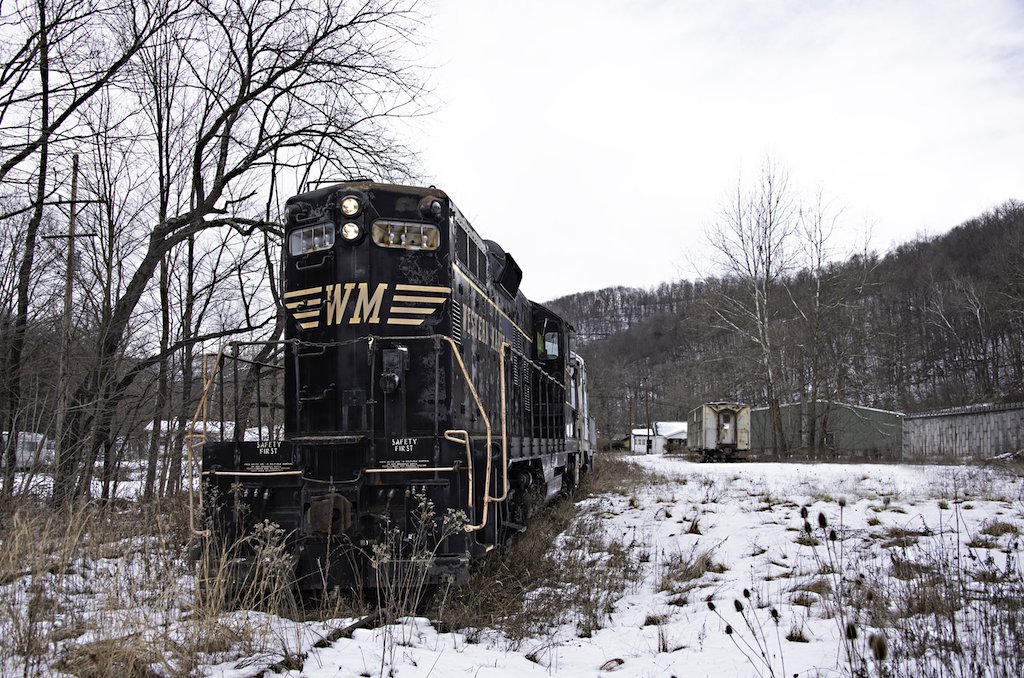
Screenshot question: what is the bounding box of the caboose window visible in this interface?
[371,220,440,250]
[288,222,334,255]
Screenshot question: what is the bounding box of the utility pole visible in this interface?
[43,154,95,486]
[643,374,652,454]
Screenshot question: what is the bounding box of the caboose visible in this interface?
[195,181,594,592]
[687,402,750,462]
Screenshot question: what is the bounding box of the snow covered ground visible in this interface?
[192,456,1024,677]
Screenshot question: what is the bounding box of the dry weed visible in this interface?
[435,453,648,644]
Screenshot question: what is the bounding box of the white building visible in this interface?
[630,421,688,454]
[2,431,54,469]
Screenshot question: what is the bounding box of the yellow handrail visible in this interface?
[490,342,510,502]
[438,336,496,532]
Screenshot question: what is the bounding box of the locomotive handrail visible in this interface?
[491,342,510,503]
[438,334,497,532]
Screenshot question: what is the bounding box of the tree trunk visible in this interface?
[166,235,195,496]
[144,257,170,499]
[10,0,50,498]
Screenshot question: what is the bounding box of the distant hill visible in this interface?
[548,200,1024,441]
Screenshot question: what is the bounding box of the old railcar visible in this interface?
[687,402,750,462]
[192,181,594,593]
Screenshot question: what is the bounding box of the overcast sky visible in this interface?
[409,0,1024,301]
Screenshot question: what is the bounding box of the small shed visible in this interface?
[631,428,653,454]
[654,421,688,454]
[631,421,688,455]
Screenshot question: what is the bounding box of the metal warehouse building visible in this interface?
[902,402,1024,462]
[750,401,904,461]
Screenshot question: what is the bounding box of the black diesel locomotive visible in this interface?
[198,180,595,592]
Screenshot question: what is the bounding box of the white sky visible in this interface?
[409,0,1024,301]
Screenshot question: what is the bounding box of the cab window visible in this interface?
[537,331,560,360]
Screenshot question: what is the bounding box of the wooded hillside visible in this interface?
[549,200,1024,444]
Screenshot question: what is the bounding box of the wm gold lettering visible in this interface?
[286,281,448,330]
[325,283,356,325]
[351,283,387,324]
[317,282,387,326]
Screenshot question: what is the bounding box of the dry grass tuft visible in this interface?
[980,519,1019,538]
[53,638,172,678]
[644,613,669,626]
[792,577,832,598]
[877,525,929,549]
[434,453,646,644]
[659,545,726,593]
[889,556,935,581]
[786,623,809,642]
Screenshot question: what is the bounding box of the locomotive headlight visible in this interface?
[340,222,362,241]
[340,196,361,217]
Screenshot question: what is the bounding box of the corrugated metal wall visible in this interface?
[903,403,1024,462]
[749,402,903,461]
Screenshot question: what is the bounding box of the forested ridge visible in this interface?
[549,200,1024,442]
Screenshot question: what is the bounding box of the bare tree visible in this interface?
[705,159,797,454]
[0,0,184,496]
[0,0,184,188]
[51,0,425,504]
